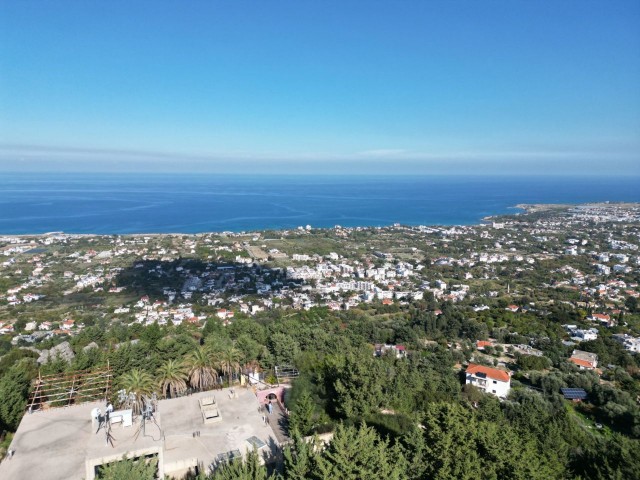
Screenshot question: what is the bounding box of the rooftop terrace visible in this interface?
[0,387,280,480]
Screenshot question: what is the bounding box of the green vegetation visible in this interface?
[95,454,158,480]
[1,204,640,478]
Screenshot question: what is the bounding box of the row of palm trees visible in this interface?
[117,344,243,413]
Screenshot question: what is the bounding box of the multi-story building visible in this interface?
[465,363,511,398]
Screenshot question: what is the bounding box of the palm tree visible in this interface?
[117,369,155,414]
[185,346,218,391]
[157,359,189,399]
[218,345,242,387]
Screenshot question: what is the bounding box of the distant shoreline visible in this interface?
[1,175,639,235]
[2,202,639,237]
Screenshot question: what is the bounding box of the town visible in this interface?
[3,203,639,347]
[0,202,639,479]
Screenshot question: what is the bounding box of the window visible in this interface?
[493,380,497,384]
[492,390,496,394]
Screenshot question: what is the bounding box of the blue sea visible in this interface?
[0,173,639,234]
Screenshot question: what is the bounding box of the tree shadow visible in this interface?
[264,436,283,476]
[277,409,291,439]
[111,257,301,304]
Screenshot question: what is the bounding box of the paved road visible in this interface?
[267,402,290,444]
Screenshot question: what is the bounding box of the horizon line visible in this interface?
[2,170,640,178]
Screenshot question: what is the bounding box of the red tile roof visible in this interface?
[570,357,596,369]
[466,363,510,383]
[477,340,493,349]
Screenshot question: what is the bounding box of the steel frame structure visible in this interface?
[274,365,299,383]
[27,366,112,412]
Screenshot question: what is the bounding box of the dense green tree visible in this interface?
[422,403,483,479]
[422,402,558,480]
[71,346,104,371]
[96,455,158,480]
[626,296,638,314]
[398,425,429,480]
[107,342,150,377]
[0,362,32,431]
[209,448,269,480]
[268,333,300,366]
[235,334,264,364]
[283,430,320,480]
[227,318,266,344]
[140,322,163,350]
[0,349,38,377]
[13,318,27,333]
[328,352,384,419]
[202,318,229,341]
[517,353,552,371]
[571,433,640,480]
[156,334,197,362]
[0,336,12,356]
[381,356,426,413]
[288,391,315,436]
[312,423,406,480]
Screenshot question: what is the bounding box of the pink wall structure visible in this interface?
[256,386,286,407]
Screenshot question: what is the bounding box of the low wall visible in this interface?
[255,386,285,406]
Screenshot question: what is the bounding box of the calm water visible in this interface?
[0,173,639,234]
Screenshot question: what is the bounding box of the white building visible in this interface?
[573,328,599,341]
[465,363,511,398]
[434,280,447,290]
[612,334,640,353]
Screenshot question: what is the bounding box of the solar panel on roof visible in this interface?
[561,388,587,400]
[246,436,267,449]
[216,450,242,463]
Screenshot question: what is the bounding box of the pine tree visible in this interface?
[96,455,158,480]
[331,353,384,419]
[399,425,429,480]
[209,448,269,480]
[282,430,320,480]
[288,391,315,436]
[312,423,406,480]
[421,403,483,480]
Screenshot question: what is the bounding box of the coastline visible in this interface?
[2,173,640,236]
[2,202,639,237]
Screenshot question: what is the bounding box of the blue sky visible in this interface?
[1,1,639,175]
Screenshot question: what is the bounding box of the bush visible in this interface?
[517,354,551,371]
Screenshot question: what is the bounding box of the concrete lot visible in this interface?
[160,388,279,477]
[0,387,279,480]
